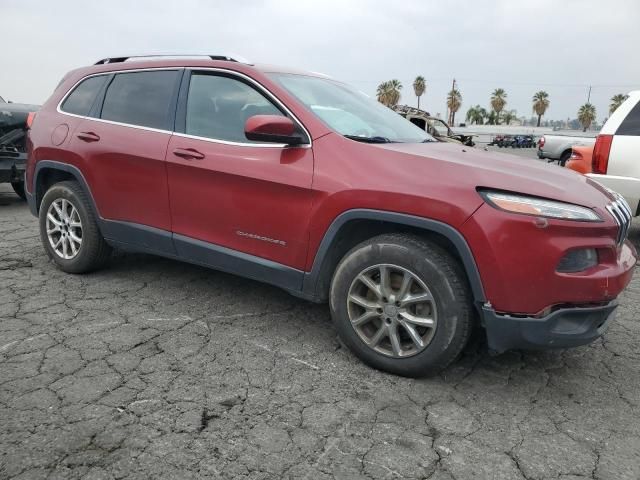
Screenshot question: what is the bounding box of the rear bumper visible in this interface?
[0,155,26,183]
[483,301,617,353]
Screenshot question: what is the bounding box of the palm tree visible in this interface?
[388,79,403,106]
[578,103,596,132]
[532,91,550,127]
[413,76,426,109]
[501,109,517,125]
[490,88,507,125]
[466,105,486,125]
[376,81,393,107]
[610,94,628,115]
[447,88,462,125]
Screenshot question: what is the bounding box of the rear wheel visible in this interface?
[39,181,111,273]
[559,150,572,167]
[11,180,26,200]
[329,234,474,377]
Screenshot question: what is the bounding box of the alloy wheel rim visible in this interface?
[346,264,437,358]
[46,198,83,260]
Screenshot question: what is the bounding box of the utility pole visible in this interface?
[448,78,456,124]
[587,85,592,104]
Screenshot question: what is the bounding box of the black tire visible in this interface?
[329,233,474,377]
[39,181,111,273]
[559,150,571,167]
[11,181,26,200]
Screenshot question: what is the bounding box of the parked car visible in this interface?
[565,145,593,175]
[489,134,535,148]
[26,55,636,377]
[537,134,596,165]
[510,135,536,148]
[393,105,475,146]
[587,91,640,216]
[1,95,39,199]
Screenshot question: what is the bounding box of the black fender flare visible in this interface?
[29,160,100,219]
[301,209,486,304]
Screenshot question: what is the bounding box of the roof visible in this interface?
[87,55,330,78]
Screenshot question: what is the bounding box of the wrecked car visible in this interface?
[393,105,476,146]
[1,95,39,199]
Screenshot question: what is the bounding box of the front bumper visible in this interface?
[0,154,26,183]
[483,301,617,353]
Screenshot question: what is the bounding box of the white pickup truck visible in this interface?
[537,133,596,165]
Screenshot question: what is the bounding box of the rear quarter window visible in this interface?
[100,70,179,130]
[60,75,108,116]
[616,99,640,136]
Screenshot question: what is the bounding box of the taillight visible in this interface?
[538,136,545,148]
[592,134,613,174]
[26,112,36,129]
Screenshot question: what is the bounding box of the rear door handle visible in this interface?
[173,147,205,160]
[76,131,100,142]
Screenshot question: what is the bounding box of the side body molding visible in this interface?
[29,160,304,292]
[302,209,487,304]
[30,165,485,306]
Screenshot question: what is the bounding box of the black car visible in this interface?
[1,96,39,199]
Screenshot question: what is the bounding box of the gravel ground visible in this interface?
[1,182,639,480]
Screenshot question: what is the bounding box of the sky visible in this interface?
[2,0,639,123]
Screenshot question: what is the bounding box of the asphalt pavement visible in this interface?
[1,180,639,480]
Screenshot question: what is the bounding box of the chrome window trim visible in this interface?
[56,66,312,149]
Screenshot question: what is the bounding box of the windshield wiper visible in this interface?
[344,135,392,144]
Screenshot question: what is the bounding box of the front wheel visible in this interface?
[11,180,26,200]
[329,234,474,377]
[39,181,111,273]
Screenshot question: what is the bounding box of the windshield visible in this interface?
[268,73,434,143]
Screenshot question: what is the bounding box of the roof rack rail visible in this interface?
[94,54,242,65]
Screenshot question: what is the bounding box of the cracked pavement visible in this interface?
[1,184,639,480]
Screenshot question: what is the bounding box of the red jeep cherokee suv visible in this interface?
[25,55,636,376]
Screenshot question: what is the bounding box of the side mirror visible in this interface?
[245,115,306,145]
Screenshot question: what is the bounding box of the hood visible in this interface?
[375,141,614,208]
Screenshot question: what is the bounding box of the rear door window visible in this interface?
[100,70,179,130]
[616,99,640,136]
[61,75,108,116]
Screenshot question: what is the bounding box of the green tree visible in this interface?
[609,94,629,115]
[532,91,550,127]
[465,105,486,125]
[490,88,507,125]
[501,109,517,125]
[578,103,597,132]
[485,110,498,125]
[413,76,426,109]
[447,88,462,125]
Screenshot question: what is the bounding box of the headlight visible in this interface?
[480,190,601,222]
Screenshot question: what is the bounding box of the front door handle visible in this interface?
[77,131,100,142]
[173,147,205,160]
